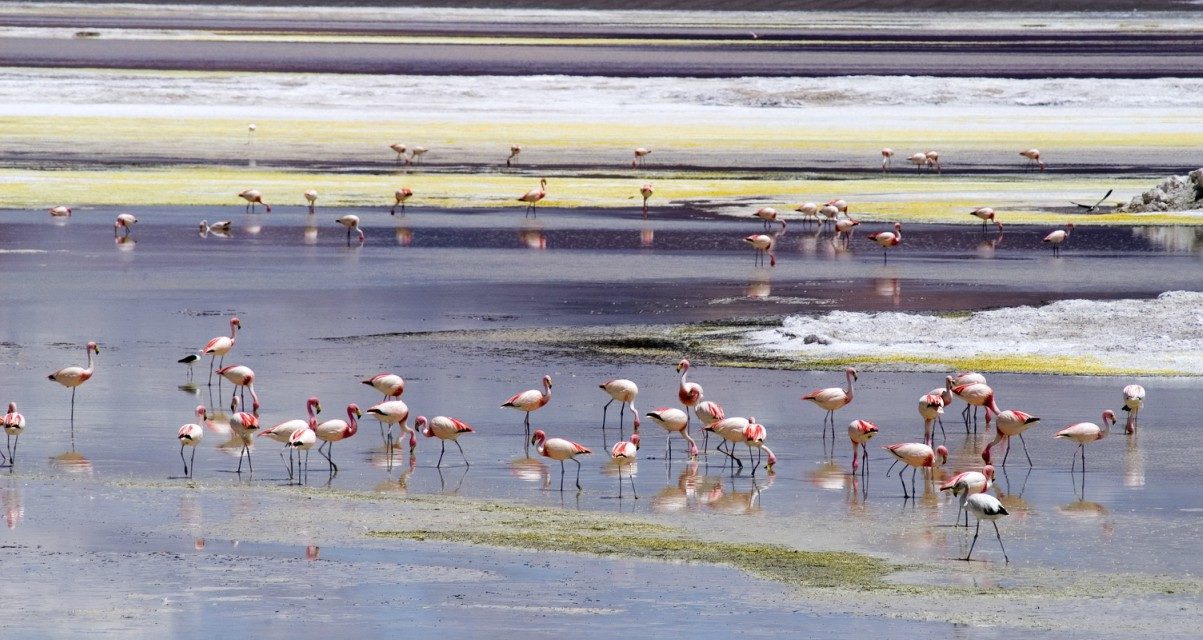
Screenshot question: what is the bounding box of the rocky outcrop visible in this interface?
[1121,168,1203,212]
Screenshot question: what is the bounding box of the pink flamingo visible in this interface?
[819,203,840,225]
[645,407,697,459]
[881,148,894,172]
[304,189,318,213]
[676,358,703,421]
[847,419,879,476]
[200,317,241,386]
[48,341,98,430]
[1043,223,1073,257]
[1054,410,1116,473]
[3,402,26,465]
[883,442,949,498]
[610,432,640,498]
[1121,384,1145,434]
[315,403,361,473]
[336,215,364,245]
[417,415,474,467]
[918,392,946,445]
[743,421,777,474]
[507,144,522,167]
[1020,148,1046,171]
[754,206,786,231]
[502,374,552,440]
[258,396,321,444]
[238,189,271,213]
[940,465,995,527]
[391,188,413,215]
[599,378,640,434]
[228,396,259,473]
[705,416,752,469]
[531,430,592,490]
[866,222,902,263]
[640,184,654,216]
[363,372,406,444]
[981,395,1041,467]
[366,399,414,451]
[287,422,317,484]
[969,207,996,231]
[744,233,777,267]
[49,205,71,217]
[834,218,859,245]
[114,213,137,237]
[177,405,207,478]
[518,178,548,217]
[802,367,857,442]
[950,378,992,432]
[216,364,260,413]
[632,147,650,167]
[795,202,819,224]
[924,151,941,173]
[906,152,928,172]
[694,398,726,451]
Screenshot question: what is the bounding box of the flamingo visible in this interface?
[366,399,414,451]
[847,419,879,476]
[960,492,1010,562]
[209,220,232,233]
[950,378,992,432]
[259,397,321,444]
[694,399,724,455]
[610,432,640,498]
[391,187,413,215]
[216,364,260,413]
[48,341,98,429]
[924,150,941,173]
[177,405,207,478]
[645,407,698,459]
[502,374,552,440]
[632,147,650,167]
[819,203,840,225]
[315,403,360,473]
[113,213,137,237]
[884,442,949,498]
[228,396,259,473]
[200,317,241,386]
[238,189,270,213]
[676,359,704,431]
[417,415,474,467]
[1121,384,1145,434]
[918,392,946,445]
[405,146,428,165]
[599,378,640,434]
[754,207,785,231]
[2,402,25,465]
[834,218,859,245]
[866,222,902,263]
[981,395,1041,467]
[907,152,928,172]
[362,372,405,445]
[795,202,819,224]
[178,353,199,379]
[246,123,256,144]
[941,465,996,526]
[970,207,996,231]
[390,143,406,161]
[744,233,776,267]
[1043,223,1073,257]
[48,205,71,217]
[705,416,752,468]
[531,430,591,490]
[518,178,548,217]
[336,215,364,245]
[743,421,777,474]
[881,148,894,172]
[287,423,318,484]
[1020,148,1046,171]
[803,367,857,441]
[826,199,848,216]
[1054,410,1116,473]
[304,189,318,213]
[640,184,654,216]
[507,144,521,167]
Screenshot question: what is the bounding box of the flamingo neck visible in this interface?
[845,371,854,398]
[230,322,238,339]
[346,409,358,436]
[85,348,94,372]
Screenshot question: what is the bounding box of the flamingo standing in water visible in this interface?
[754,207,786,231]
[884,442,949,498]
[705,416,752,468]
[287,422,318,484]
[1020,148,1046,171]
[819,203,840,225]
[866,222,902,263]
[507,144,522,167]
[743,421,777,474]
[950,377,991,432]
[961,492,1010,562]
[390,143,406,162]
[2,402,26,465]
[518,178,548,217]
[803,367,857,442]
[238,189,270,213]
[940,465,995,526]
[362,372,405,444]
[228,396,259,473]
[907,152,928,172]
[216,364,260,413]
[391,188,413,215]
[981,395,1041,467]
[49,205,71,217]
[924,151,941,173]
[847,419,879,476]
[417,415,474,467]
[834,218,859,246]
[259,396,321,445]
[610,432,640,498]
[502,374,552,440]
[918,392,946,445]
[405,146,428,165]
[315,403,360,473]
[1054,410,1115,473]
[304,189,318,213]
[200,317,241,386]
[640,184,654,216]
[675,359,704,432]
[336,215,364,245]
[177,405,207,478]
[1043,223,1073,257]
[531,430,592,490]
[795,202,819,224]
[1121,384,1145,434]
[113,213,137,237]
[645,407,698,460]
[881,148,894,172]
[694,398,725,452]
[48,341,98,430]
[366,399,414,452]
[632,147,651,167]
[744,233,777,267]
[599,378,640,435]
[970,207,996,231]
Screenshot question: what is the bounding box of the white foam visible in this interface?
[744,291,1203,375]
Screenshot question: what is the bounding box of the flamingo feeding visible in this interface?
[632,147,651,167]
[599,378,640,434]
[531,430,591,490]
[819,203,840,225]
[200,317,241,386]
[961,492,1010,562]
[640,183,654,216]
[502,374,552,440]
[907,152,928,172]
[391,187,413,215]
[970,207,996,231]
[705,416,752,469]
[754,207,785,231]
[238,189,270,213]
[304,189,318,213]
[744,233,776,267]
[981,395,1041,467]
[847,419,879,476]
[49,205,72,217]
[1020,148,1046,171]
[881,148,894,172]
[215,364,260,413]
[507,144,521,166]
[518,178,548,217]
[48,341,99,429]
[336,215,364,245]
[2,402,25,465]
[803,367,857,442]
[645,407,698,459]
[405,146,428,165]
[743,421,777,474]
[1122,384,1145,434]
[1054,410,1116,473]
[417,415,474,467]
[1043,223,1073,257]
[390,143,406,161]
[795,202,819,224]
[918,392,946,446]
[228,396,259,473]
[113,213,137,237]
[940,465,995,527]
[366,399,414,451]
[177,405,207,478]
[924,151,941,173]
[609,432,640,498]
[866,222,902,263]
[834,218,860,245]
[315,403,360,473]
[950,377,992,432]
[884,442,949,498]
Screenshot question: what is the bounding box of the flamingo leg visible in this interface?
[1070,444,1080,474]
[574,458,583,490]
[601,399,612,431]
[9,434,16,465]
[190,447,197,478]
[965,521,981,561]
[666,435,672,460]
[304,450,310,484]
[617,466,623,498]
[558,460,566,491]
[1018,432,1033,466]
[281,446,293,482]
[328,442,338,474]
[619,402,626,438]
[899,467,908,498]
[911,467,919,499]
[863,448,870,478]
[629,467,638,499]
[455,440,468,466]
[1001,437,1012,467]
[180,444,188,476]
[992,521,1009,562]
[437,441,446,468]
[938,417,947,442]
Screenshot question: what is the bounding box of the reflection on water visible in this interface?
[874,276,901,306]
[1124,437,1145,488]
[303,220,318,245]
[394,223,413,247]
[745,276,771,300]
[510,456,549,486]
[49,451,93,475]
[3,481,22,529]
[372,453,415,494]
[976,224,1005,258]
[306,545,320,561]
[640,226,654,249]
[1131,225,1203,252]
[114,236,136,252]
[519,227,547,250]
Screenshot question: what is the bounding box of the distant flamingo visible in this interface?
[866,222,902,263]
[632,147,651,167]
[881,148,894,172]
[391,187,413,215]
[238,189,270,213]
[177,405,207,478]
[366,399,414,451]
[1020,148,1046,171]
[304,189,318,213]
[826,199,848,216]
[834,218,859,245]
[884,442,949,498]
[754,207,785,231]
[1043,223,1073,257]
[48,341,98,428]
[640,184,654,216]
[981,395,1041,467]
[907,152,928,172]
[645,407,697,459]
[918,392,946,445]
[1054,410,1116,473]
[847,419,879,476]
[819,203,840,225]
[228,396,259,473]
[418,415,474,467]
[200,317,241,386]
[390,143,406,161]
[216,364,260,413]
[531,430,592,490]
[924,151,941,173]
[599,378,640,434]
[315,403,360,473]
[1121,384,1145,434]
[336,214,364,245]
[960,492,1010,562]
[507,144,522,167]
[502,374,552,439]
[113,213,137,237]
[744,233,777,267]
[610,432,640,498]
[405,146,428,165]
[940,465,995,526]
[246,123,256,144]
[2,402,25,465]
[48,205,71,217]
[518,178,548,217]
[795,202,819,224]
[743,421,777,474]
[803,367,857,442]
[970,207,996,231]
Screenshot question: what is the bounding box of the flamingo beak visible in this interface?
[355,409,362,418]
